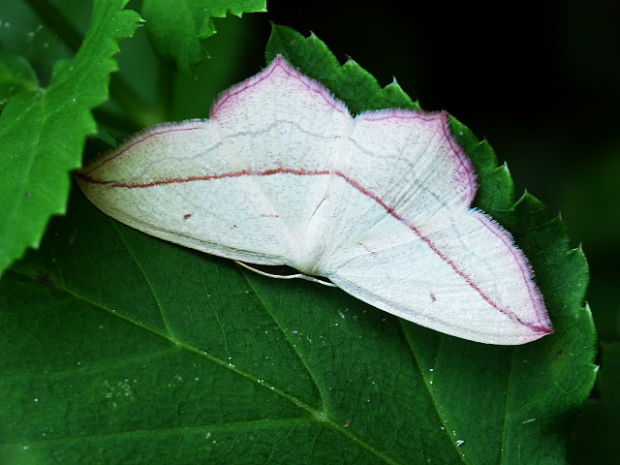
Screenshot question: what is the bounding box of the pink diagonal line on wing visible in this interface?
[77,167,552,335]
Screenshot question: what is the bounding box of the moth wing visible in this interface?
[325,210,552,345]
[77,57,351,265]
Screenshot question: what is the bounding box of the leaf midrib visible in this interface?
[0,417,316,447]
[399,321,470,465]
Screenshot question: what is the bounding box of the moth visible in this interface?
[77,55,553,345]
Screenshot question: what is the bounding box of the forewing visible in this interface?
[77,57,351,265]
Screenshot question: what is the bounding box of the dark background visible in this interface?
[262,0,620,342]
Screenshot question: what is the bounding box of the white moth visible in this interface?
[77,55,553,345]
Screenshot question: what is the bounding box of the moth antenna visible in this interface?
[234,261,336,287]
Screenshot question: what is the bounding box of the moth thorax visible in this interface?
[289,196,334,276]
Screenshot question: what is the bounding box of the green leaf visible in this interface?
[0,0,140,277]
[1,24,597,465]
[0,49,39,108]
[571,342,620,465]
[141,0,266,71]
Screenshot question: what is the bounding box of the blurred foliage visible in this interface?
[0,0,140,278]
